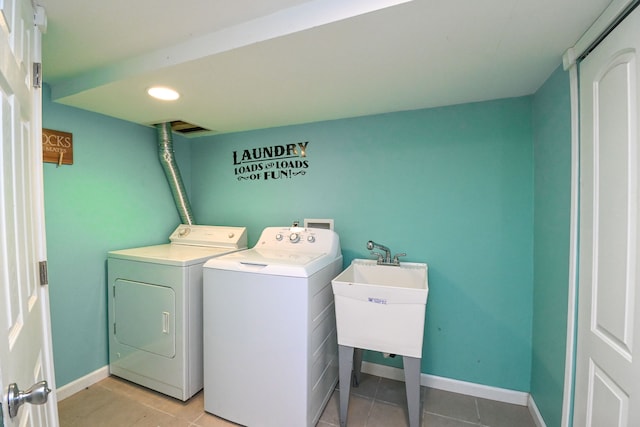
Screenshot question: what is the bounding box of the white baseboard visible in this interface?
[361,361,528,405]
[56,366,109,401]
[361,361,546,426]
[528,394,548,427]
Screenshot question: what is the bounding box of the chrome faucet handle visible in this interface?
[370,251,384,263]
[392,253,406,265]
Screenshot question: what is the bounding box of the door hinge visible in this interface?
[113,323,116,335]
[33,62,42,88]
[38,260,48,285]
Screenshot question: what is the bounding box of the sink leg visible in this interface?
[353,348,363,387]
[338,345,354,427]
[403,356,421,427]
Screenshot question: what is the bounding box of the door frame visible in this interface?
[561,0,639,425]
[32,6,59,424]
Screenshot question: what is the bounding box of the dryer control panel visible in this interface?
[169,224,248,248]
[255,226,341,257]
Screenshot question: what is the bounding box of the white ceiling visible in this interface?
[38,0,611,135]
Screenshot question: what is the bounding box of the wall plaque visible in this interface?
[42,128,73,165]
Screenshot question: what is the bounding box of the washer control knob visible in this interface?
[228,232,235,238]
[178,227,190,237]
[289,233,300,243]
[276,233,283,241]
[307,235,315,243]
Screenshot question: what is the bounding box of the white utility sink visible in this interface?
[331,259,429,358]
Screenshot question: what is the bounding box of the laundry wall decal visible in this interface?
[232,141,310,181]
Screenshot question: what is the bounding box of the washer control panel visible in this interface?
[257,226,340,256]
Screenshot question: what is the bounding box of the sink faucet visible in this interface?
[367,240,391,263]
[367,241,405,266]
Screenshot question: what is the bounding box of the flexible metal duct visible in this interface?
[156,122,195,225]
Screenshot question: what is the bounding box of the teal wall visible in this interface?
[42,72,573,420]
[191,97,534,391]
[42,85,191,387]
[530,66,572,426]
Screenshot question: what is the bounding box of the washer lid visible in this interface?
[232,247,324,265]
[203,247,339,277]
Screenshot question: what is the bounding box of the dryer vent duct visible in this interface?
[156,122,194,225]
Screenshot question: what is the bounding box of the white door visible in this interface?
[574,5,640,426]
[0,0,58,425]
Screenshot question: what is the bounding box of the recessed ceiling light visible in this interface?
[147,86,180,101]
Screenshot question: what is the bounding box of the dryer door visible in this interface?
[113,279,176,358]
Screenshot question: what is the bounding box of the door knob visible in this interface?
[7,380,51,418]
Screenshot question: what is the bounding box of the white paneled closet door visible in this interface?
[574,5,640,426]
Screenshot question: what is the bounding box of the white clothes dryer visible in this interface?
[202,226,343,427]
[107,224,247,401]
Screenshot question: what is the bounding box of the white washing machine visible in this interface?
[202,226,343,427]
[107,224,247,401]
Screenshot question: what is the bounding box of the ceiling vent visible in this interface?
[169,120,217,137]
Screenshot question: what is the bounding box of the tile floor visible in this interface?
[58,374,537,427]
